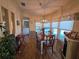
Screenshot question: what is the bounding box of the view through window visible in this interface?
[35,20,74,41]
[52,22,58,38]
[35,22,42,33]
[59,20,74,41]
[44,22,50,35]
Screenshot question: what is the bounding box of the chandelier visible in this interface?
[41,16,48,23]
[40,2,48,23]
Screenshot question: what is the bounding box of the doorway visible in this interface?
[23,17,30,35]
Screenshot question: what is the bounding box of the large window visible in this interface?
[52,20,74,41]
[59,20,74,41]
[35,18,74,42]
[35,22,50,35]
[59,21,74,30]
[59,30,70,41]
[44,22,50,35]
[52,22,58,28]
[35,22,42,33]
[52,22,58,37]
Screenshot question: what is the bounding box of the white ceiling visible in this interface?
[16,0,70,16]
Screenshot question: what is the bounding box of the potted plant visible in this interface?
[0,23,16,59]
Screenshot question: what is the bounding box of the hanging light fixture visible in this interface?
[40,2,48,23]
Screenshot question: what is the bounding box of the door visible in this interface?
[23,19,30,35]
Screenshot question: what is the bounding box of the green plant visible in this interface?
[0,31,16,59]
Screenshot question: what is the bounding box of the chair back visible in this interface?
[36,32,38,39]
[46,35,55,46]
[52,35,55,45]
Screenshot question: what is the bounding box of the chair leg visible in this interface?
[45,47,47,54]
[52,46,53,53]
[43,46,47,54]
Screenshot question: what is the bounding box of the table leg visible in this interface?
[41,41,43,55]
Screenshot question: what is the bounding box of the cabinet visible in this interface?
[65,35,79,59]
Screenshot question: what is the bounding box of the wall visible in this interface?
[0,0,22,36]
[0,0,2,37]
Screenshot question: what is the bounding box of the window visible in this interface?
[35,22,42,33]
[59,21,74,30]
[59,20,74,41]
[52,22,58,28]
[59,30,70,41]
[52,22,58,37]
[52,20,74,41]
[52,29,57,35]
[44,23,50,35]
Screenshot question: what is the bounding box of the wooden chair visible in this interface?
[44,35,55,53]
[36,32,45,51]
[36,32,41,50]
[16,34,25,54]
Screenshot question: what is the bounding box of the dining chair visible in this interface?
[36,32,41,50]
[44,35,55,53]
[36,32,46,52]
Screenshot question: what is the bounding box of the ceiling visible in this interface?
[16,0,71,16]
